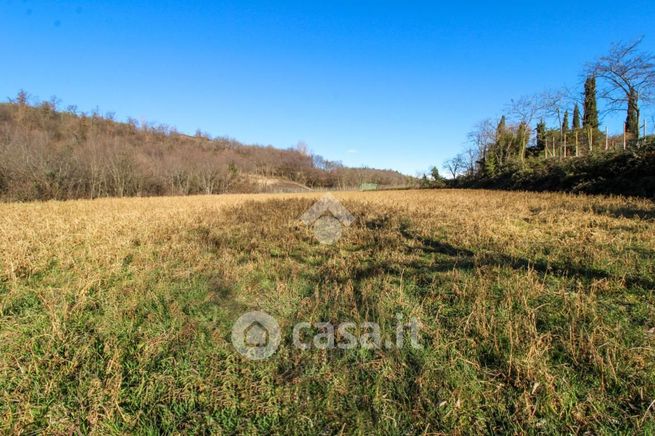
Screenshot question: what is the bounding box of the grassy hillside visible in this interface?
[1,190,654,433]
[0,98,411,201]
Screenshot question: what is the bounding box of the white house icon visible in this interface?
[299,194,355,244]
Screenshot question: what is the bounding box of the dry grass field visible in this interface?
[1,189,654,433]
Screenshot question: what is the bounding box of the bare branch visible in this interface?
[588,37,655,109]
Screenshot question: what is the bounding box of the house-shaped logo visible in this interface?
[231,311,281,360]
[299,194,355,244]
[244,321,269,347]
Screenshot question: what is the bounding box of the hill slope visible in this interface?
[0,99,412,201]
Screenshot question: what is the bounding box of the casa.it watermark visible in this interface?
[231,311,422,360]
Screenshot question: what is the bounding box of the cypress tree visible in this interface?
[562,111,569,135]
[583,76,599,130]
[572,104,581,130]
[626,88,639,139]
[536,120,546,152]
[495,116,507,164]
[496,115,506,138]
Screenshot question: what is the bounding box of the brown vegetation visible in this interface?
[0,95,412,201]
[1,189,654,433]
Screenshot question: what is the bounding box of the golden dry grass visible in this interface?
[1,189,654,433]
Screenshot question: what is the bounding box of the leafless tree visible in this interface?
[506,95,541,126]
[443,154,466,179]
[588,38,655,113]
[295,141,310,156]
[467,119,496,159]
[536,89,571,127]
[506,96,545,160]
[463,147,478,175]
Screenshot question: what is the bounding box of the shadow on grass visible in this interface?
[398,227,655,291]
[286,220,654,295]
[591,204,655,221]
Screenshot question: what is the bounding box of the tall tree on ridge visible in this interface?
[496,115,507,138]
[572,104,581,130]
[626,88,640,138]
[535,120,547,153]
[583,76,599,130]
[494,115,508,164]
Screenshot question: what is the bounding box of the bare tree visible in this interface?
[467,119,496,161]
[506,96,544,161]
[295,141,310,156]
[463,147,478,175]
[588,38,655,115]
[537,89,571,127]
[506,95,541,126]
[443,154,466,179]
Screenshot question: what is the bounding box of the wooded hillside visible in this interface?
[0,95,412,201]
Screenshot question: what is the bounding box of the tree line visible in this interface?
[0,94,411,201]
[443,38,655,180]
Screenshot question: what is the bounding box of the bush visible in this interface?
[462,144,655,198]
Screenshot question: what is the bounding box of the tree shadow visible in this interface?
[287,223,653,295]
[399,228,655,291]
[591,204,655,221]
[202,273,253,316]
[400,227,474,257]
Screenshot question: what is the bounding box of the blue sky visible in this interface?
[2,0,654,175]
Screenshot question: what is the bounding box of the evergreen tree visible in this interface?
[430,166,441,181]
[562,111,569,135]
[495,116,508,164]
[583,76,599,130]
[535,120,546,152]
[626,88,640,139]
[572,104,581,130]
[496,115,506,138]
[483,152,497,176]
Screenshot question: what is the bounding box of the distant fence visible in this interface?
[544,128,653,159]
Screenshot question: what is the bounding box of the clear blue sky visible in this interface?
[2,0,654,175]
